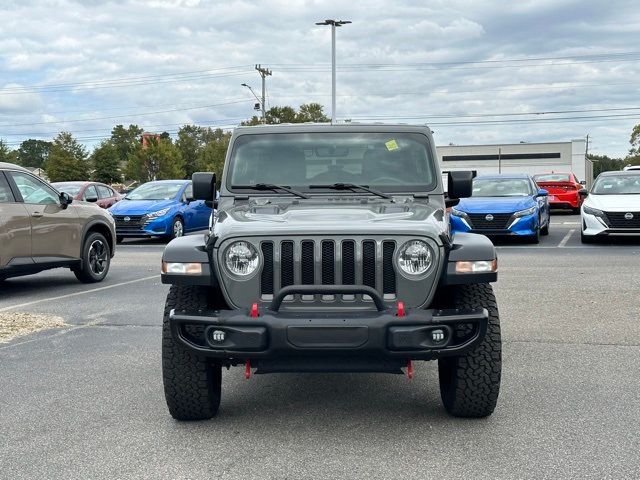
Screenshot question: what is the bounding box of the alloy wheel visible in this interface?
[88,239,108,275]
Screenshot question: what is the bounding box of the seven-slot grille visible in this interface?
[259,239,397,298]
[113,214,148,233]
[467,213,513,230]
[603,211,640,229]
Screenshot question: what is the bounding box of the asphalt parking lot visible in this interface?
[1,213,639,479]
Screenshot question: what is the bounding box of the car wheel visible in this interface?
[170,217,184,239]
[529,222,541,244]
[438,283,501,418]
[74,232,111,283]
[162,285,222,421]
[541,220,549,236]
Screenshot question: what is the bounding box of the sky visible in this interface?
[1,0,639,157]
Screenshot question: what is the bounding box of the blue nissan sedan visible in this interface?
[450,174,550,243]
[108,180,211,242]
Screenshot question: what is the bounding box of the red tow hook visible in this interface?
[396,301,406,317]
[406,360,414,380]
[250,303,259,318]
[245,360,251,380]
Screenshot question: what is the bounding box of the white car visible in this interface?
[623,165,640,171]
[581,171,640,243]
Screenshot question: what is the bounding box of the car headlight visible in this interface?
[450,207,468,218]
[513,206,536,218]
[397,240,433,276]
[224,241,260,277]
[146,207,170,219]
[583,205,605,217]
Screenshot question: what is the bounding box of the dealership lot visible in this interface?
[1,214,639,479]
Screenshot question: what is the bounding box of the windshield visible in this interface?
[534,174,570,183]
[227,132,437,193]
[592,174,640,195]
[52,183,83,196]
[126,182,183,200]
[472,178,533,197]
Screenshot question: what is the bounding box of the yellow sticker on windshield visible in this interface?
[385,139,399,151]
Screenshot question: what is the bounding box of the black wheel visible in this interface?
[438,283,502,418]
[74,232,111,283]
[116,236,124,244]
[170,217,184,240]
[541,220,549,236]
[528,224,541,244]
[162,285,222,421]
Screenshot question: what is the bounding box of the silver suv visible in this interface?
[159,124,501,420]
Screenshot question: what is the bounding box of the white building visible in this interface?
[436,139,592,186]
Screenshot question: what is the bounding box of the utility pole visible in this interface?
[316,19,351,123]
[255,64,272,124]
[498,147,502,174]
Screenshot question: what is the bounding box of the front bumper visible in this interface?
[582,211,640,237]
[169,285,489,372]
[451,213,538,236]
[115,215,172,237]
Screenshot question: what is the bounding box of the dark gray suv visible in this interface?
[160,124,501,420]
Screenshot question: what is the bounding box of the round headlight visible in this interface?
[397,240,432,276]
[224,241,259,277]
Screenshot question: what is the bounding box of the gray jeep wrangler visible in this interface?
[160,123,501,420]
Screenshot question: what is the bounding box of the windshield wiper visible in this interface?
[309,183,392,199]
[232,183,310,199]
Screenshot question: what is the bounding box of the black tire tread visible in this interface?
[438,283,501,418]
[162,285,221,421]
[73,232,110,283]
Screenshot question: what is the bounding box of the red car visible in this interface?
[52,181,122,209]
[533,172,585,212]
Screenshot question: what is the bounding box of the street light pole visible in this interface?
[316,19,351,123]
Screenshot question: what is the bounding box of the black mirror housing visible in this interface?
[59,192,73,209]
[448,170,475,199]
[578,188,588,196]
[85,195,98,203]
[192,172,217,201]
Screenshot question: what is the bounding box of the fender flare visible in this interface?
[80,218,117,259]
[441,232,497,285]
[161,234,218,286]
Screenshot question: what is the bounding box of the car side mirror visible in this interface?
[578,188,588,197]
[59,192,73,208]
[537,188,548,197]
[85,195,98,203]
[579,180,586,185]
[446,171,474,207]
[192,172,217,201]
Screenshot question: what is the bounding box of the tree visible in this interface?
[91,141,121,184]
[177,125,228,177]
[125,137,184,182]
[110,124,144,164]
[0,140,13,163]
[44,132,89,182]
[588,154,625,177]
[241,103,330,126]
[16,139,52,168]
[196,130,231,187]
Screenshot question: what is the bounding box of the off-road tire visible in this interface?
[73,232,111,283]
[162,285,222,421]
[438,283,501,418]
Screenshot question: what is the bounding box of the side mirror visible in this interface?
[447,171,474,199]
[59,192,73,208]
[192,172,217,201]
[537,188,548,197]
[85,195,98,203]
[579,180,586,185]
[578,188,588,197]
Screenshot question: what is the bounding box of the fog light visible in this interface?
[161,262,202,274]
[455,259,497,273]
[431,329,445,343]
[211,330,226,343]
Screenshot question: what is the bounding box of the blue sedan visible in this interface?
[108,180,212,242]
[450,174,550,243]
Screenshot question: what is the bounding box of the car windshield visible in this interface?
[126,182,183,200]
[472,178,533,197]
[592,174,640,195]
[534,174,570,182]
[52,183,83,196]
[227,132,437,193]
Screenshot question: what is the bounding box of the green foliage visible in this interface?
[0,140,13,163]
[16,139,52,168]
[178,125,230,178]
[44,132,89,182]
[196,131,231,187]
[588,154,626,177]
[110,124,144,163]
[125,137,184,182]
[630,124,640,156]
[91,141,121,184]
[241,103,330,126]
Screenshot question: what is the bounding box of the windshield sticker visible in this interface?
[385,139,399,151]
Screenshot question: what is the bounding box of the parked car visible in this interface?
[0,162,116,283]
[533,172,586,213]
[52,181,122,209]
[623,165,640,171]
[450,174,550,243]
[581,170,640,243]
[108,180,211,242]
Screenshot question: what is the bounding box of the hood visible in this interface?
[456,196,534,214]
[109,198,175,215]
[585,194,640,211]
[213,199,446,242]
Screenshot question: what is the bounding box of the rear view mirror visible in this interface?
[192,172,217,201]
[59,192,73,209]
[448,171,474,199]
[578,188,588,197]
[537,188,548,197]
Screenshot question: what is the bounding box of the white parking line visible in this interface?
[558,229,575,247]
[0,275,160,312]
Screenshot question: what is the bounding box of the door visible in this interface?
[8,171,81,260]
[183,183,210,230]
[83,184,99,204]
[95,184,115,208]
[0,171,32,269]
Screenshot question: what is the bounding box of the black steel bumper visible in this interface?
[169,285,489,371]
